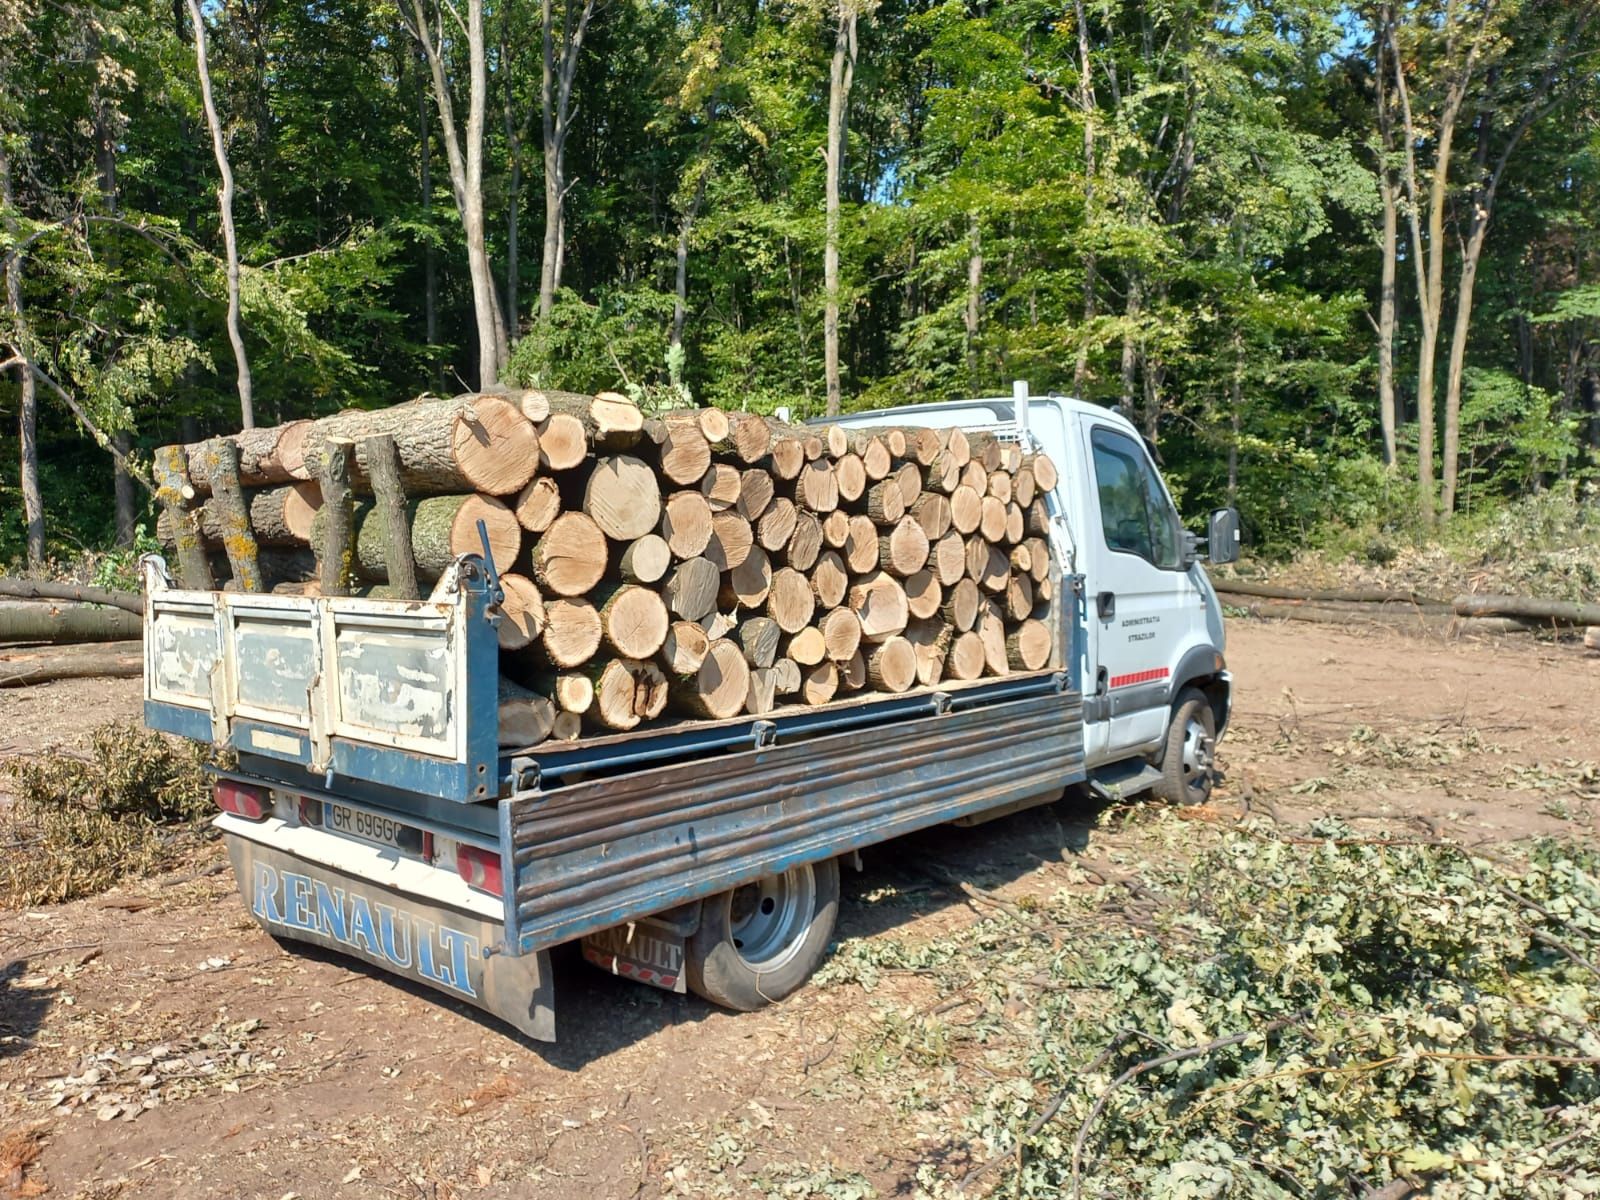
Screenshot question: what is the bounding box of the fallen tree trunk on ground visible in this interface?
[0,640,143,686]
[1213,579,1449,609]
[0,600,144,643]
[1453,593,1600,627]
[0,578,143,616]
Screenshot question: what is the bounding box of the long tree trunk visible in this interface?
[408,0,507,388]
[92,55,137,544]
[0,144,43,566]
[1072,0,1097,397]
[418,53,437,354]
[502,17,521,342]
[188,0,254,429]
[823,5,859,418]
[964,214,982,393]
[1120,276,1142,411]
[1374,19,1398,469]
[539,0,595,322]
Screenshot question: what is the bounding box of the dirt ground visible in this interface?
[0,619,1595,1199]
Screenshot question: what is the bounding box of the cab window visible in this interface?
[1090,427,1181,569]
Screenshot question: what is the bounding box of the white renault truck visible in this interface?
[141,384,1238,1041]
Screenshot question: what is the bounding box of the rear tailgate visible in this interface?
[141,555,501,803]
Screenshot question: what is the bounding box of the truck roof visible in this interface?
[820,392,1144,443]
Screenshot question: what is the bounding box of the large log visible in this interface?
[757,497,798,553]
[1005,619,1052,671]
[543,391,644,450]
[879,518,930,578]
[656,421,712,485]
[819,606,861,663]
[155,483,322,548]
[0,578,143,616]
[865,636,916,693]
[586,658,669,730]
[181,418,313,494]
[835,453,867,502]
[672,638,750,719]
[944,630,985,680]
[700,463,742,511]
[767,567,816,634]
[660,490,714,558]
[810,551,849,610]
[349,493,521,582]
[530,512,609,597]
[737,469,774,521]
[1214,579,1447,607]
[0,600,143,643]
[584,455,662,541]
[537,598,603,668]
[848,571,909,643]
[659,620,710,675]
[594,583,670,659]
[705,512,754,571]
[796,461,839,513]
[715,412,774,464]
[843,515,880,573]
[0,639,144,686]
[299,394,538,497]
[931,531,967,587]
[664,557,720,622]
[497,573,547,651]
[723,547,774,608]
[498,678,556,747]
[904,569,941,620]
[904,618,952,687]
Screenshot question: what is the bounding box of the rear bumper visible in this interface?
[222,832,555,1042]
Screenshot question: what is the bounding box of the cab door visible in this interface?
[1081,422,1197,759]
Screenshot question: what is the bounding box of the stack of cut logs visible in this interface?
[154,391,1061,746]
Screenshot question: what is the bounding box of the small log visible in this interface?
[801,660,839,705]
[497,573,547,651]
[859,436,891,481]
[722,546,774,608]
[498,678,557,747]
[531,512,609,597]
[316,438,355,597]
[660,490,714,558]
[771,657,802,695]
[737,469,775,521]
[786,511,823,571]
[904,618,952,687]
[839,648,866,691]
[0,600,143,643]
[1031,452,1059,491]
[1005,619,1052,671]
[1005,573,1035,622]
[617,534,671,585]
[673,638,750,719]
[966,537,1010,594]
[786,625,828,666]
[821,509,852,550]
[1004,502,1025,544]
[705,511,755,571]
[0,640,144,686]
[537,412,587,471]
[950,485,983,535]
[745,666,778,716]
[1025,499,1050,537]
[586,657,670,730]
[513,475,562,533]
[864,479,905,524]
[152,444,214,590]
[666,407,730,444]
[941,577,981,632]
[546,390,644,450]
[585,455,662,541]
[767,567,816,634]
[656,421,711,485]
[944,630,985,680]
[820,424,850,458]
[979,495,1008,543]
[361,433,418,600]
[932,531,967,587]
[987,470,1012,504]
[978,604,1009,676]
[1013,466,1036,508]
[893,462,922,509]
[0,578,142,616]
[819,606,861,663]
[664,557,720,622]
[904,569,942,620]
[1025,537,1051,583]
[911,492,951,540]
[866,636,917,693]
[594,583,670,660]
[835,453,867,502]
[514,388,552,423]
[533,670,594,715]
[879,518,930,578]
[757,497,798,552]
[796,461,839,513]
[924,455,960,495]
[700,463,742,511]
[538,597,603,668]
[1587,626,1600,651]
[550,711,582,741]
[809,551,849,610]
[848,571,909,643]
[767,431,806,481]
[843,514,880,573]
[735,616,782,669]
[660,621,710,675]
[716,412,773,464]
[960,461,988,498]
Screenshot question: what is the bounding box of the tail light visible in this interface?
[297,796,323,826]
[214,780,268,820]
[456,845,504,896]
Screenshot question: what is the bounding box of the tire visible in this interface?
[1154,687,1218,806]
[685,858,841,1012]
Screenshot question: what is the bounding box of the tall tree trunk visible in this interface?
[92,52,136,544]
[1374,20,1398,470]
[408,0,507,387]
[1120,277,1142,411]
[1072,0,1097,397]
[418,55,437,352]
[188,0,254,428]
[539,0,595,322]
[502,17,521,342]
[823,4,859,418]
[964,215,982,393]
[0,144,43,566]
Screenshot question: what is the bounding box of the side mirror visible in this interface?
[1207,507,1241,565]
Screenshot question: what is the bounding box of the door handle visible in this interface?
[1097,591,1115,620]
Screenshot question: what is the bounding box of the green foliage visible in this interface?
[2,721,219,905]
[828,817,1600,1198]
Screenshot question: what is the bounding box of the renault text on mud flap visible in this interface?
[250,862,481,998]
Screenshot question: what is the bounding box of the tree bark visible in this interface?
[964,214,982,393]
[0,142,44,567]
[823,4,859,418]
[1375,16,1399,469]
[1072,0,1097,397]
[0,641,144,687]
[188,0,254,428]
[539,0,596,321]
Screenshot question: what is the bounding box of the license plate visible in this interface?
[324,801,421,856]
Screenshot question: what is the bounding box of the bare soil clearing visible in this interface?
[0,620,1593,1198]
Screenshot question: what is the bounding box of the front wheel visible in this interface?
[1154,687,1218,806]
[685,859,840,1012]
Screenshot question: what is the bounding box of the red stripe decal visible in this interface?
[1107,666,1170,689]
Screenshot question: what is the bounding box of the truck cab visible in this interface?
[828,385,1237,804]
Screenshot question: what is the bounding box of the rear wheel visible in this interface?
[1154,687,1217,806]
[685,859,840,1011]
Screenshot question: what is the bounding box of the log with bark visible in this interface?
[0,600,144,643]
[0,640,144,686]
[0,578,143,616]
[1452,593,1600,627]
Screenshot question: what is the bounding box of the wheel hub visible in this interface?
[729,864,816,973]
[1181,719,1215,784]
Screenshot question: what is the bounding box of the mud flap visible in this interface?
[223,834,555,1042]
